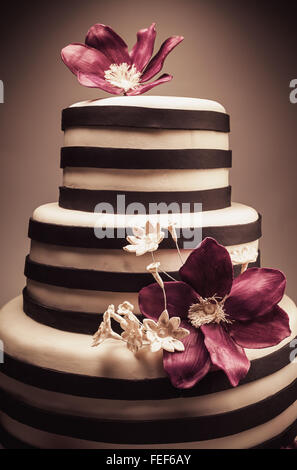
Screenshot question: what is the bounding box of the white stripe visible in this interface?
[32,202,259,228]
[64,127,229,150]
[27,280,139,314]
[29,241,259,273]
[63,168,230,192]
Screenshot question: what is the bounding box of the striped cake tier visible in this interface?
[0,295,296,449]
[25,202,261,334]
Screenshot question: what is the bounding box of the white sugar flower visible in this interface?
[146,261,164,289]
[121,313,145,353]
[168,220,178,243]
[167,218,184,264]
[117,301,134,316]
[92,305,122,347]
[228,245,258,266]
[123,221,165,256]
[146,261,161,273]
[143,310,190,353]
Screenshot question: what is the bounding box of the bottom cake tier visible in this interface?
[0,295,297,449]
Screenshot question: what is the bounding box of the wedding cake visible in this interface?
[0,22,296,450]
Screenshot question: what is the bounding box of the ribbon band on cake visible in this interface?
[28,216,262,249]
[58,186,232,212]
[60,147,232,170]
[62,106,230,131]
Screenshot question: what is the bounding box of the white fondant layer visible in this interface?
[70,96,227,113]
[29,240,259,273]
[27,280,140,314]
[63,168,230,192]
[1,402,297,449]
[32,202,259,229]
[64,127,229,150]
[0,296,296,378]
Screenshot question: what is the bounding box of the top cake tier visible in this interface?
[60,96,232,213]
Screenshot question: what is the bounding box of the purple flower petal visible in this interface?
[141,35,184,82]
[77,72,123,94]
[179,238,233,300]
[228,304,291,349]
[130,23,157,72]
[225,268,286,322]
[126,74,173,96]
[164,327,211,389]
[85,24,131,65]
[201,323,250,386]
[139,281,199,321]
[61,43,111,78]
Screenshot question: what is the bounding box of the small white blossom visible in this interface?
[92,301,189,356]
[92,305,122,347]
[146,261,161,273]
[146,261,164,288]
[117,301,134,316]
[168,221,178,243]
[143,310,190,353]
[124,221,165,256]
[121,313,145,353]
[228,245,258,266]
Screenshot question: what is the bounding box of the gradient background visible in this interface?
[0,0,296,306]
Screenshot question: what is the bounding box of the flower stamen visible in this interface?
[188,295,231,328]
[104,63,141,92]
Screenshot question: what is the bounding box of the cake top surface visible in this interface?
[70,96,226,113]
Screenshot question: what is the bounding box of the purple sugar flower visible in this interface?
[139,238,290,389]
[61,23,183,95]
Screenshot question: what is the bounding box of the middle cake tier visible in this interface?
[24,202,262,334]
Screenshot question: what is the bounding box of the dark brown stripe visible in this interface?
[0,426,35,449]
[0,379,296,444]
[28,216,262,249]
[24,256,180,292]
[22,288,142,335]
[60,147,232,170]
[24,255,260,293]
[1,420,296,449]
[62,106,230,132]
[58,186,232,213]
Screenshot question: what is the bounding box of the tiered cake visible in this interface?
[0,96,296,449]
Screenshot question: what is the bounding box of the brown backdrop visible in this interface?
[0,0,296,305]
